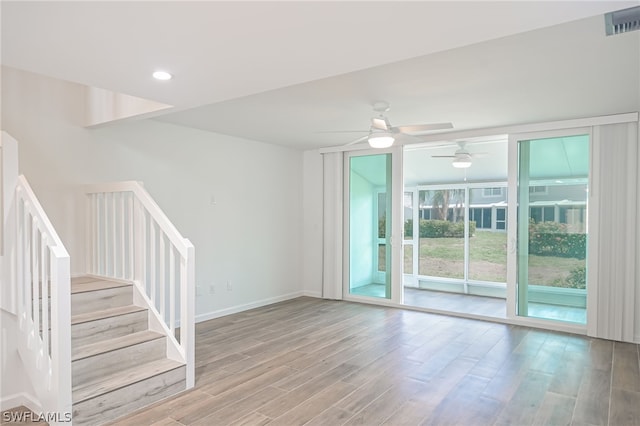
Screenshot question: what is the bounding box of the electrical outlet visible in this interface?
[209,284,215,294]
[226,281,232,291]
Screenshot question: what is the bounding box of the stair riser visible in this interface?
[72,366,186,426]
[72,311,148,349]
[73,337,166,387]
[72,287,132,315]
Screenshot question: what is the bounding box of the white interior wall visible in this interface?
[302,150,323,298]
[1,66,304,323]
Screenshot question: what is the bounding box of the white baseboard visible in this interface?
[302,290,322,298]
[0,392,41,414]
[195,291,305,323]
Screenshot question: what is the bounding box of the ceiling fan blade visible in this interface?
[471,152,490,158]
[396,122,453,133]
[394,133,424,144]
[344,134,370,146]
[315,130,369,134]
[431,155,456,158]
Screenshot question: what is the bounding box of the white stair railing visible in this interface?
[84,181,195,389]
[14,175,72,424]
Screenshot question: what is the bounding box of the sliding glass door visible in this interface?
[346,152,393,300]
[511,132,589,324]
[342,131,590,327]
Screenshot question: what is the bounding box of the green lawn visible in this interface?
[402,231,586,286]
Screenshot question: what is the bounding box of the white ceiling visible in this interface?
[403,133,589,187]
[2,1,639,150]
[404,139,508,186]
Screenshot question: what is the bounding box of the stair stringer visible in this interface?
[130,280,185,365]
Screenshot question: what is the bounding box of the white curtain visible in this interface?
[588,122,639,342]
[322,152,343,300]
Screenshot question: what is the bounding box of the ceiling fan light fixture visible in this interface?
[368,132,395,148]
[152,70,173,81]
[452,153,472,168]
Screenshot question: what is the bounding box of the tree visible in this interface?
[430,189,464,222]
[431,190,449,220]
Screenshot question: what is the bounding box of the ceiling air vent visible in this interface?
[605,5,640,36]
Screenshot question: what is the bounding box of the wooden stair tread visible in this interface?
[72,280,131,294]
[71,276,102,285]
[69,276,186,421]
[71,305,147,325]
[72,358,184,404]
[72,330,164,361]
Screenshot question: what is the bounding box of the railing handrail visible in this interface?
[85,180,195,389]
[15,175,72,422]
[84,181,193,257]
[19,176,69,254]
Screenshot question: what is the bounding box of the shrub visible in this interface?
[420,219,449,237]
[381,217,477,239]
[404,219,413,238]
[418,219,475,238]
[553,265,586,289]
[530,220,567,234]
[529,220,586,259]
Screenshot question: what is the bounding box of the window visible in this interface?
[420,208,431,220]
[496,208,506,230]
[530,206,555,223]
[543,206,555,222]
[482,209,491,229]
[529,185,548,194]
[470,208,493,229]
[559,205,586,232]
[483,187,503,197]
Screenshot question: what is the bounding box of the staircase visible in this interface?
[3,132,195,426]
[70,276,186,425]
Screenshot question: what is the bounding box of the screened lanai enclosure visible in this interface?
[347,133,589,325]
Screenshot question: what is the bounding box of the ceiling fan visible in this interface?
[332,101,453,148]
[431,142,488,168]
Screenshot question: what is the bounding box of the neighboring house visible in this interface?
[413,184,587,232]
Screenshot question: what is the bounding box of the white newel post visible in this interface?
[183,243,195,389]
[50,248,72,422]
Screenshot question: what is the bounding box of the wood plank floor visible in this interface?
[107,297,640,426]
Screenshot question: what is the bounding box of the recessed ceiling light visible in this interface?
[152,71,172,81]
